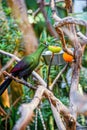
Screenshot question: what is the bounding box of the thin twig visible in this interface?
[50,63,68,90]
[33,8,40,17]
[33,1,65,17]
[5,117,7,130]
[0,106,7,116]
[0,50,19,61]
[47,53,54,89]
[37,0,64,4]
[12,96,22,107]
[38,0,58,38]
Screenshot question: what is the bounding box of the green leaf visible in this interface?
[40,29,47,43]
[57,6,68,18]
[25,0,38,10]
[70,12,87,34]
[56,2,68,18]
[70,12,87,21]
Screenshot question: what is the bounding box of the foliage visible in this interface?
[0,3,22,65]
[0,18,22,51]
[69,12,87,34]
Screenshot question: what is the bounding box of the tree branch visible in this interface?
[0,51,19,75]
[54,17,87,27]
[1,48,87,130]
[50,0,87,129]
[13,85,75,130]
[51,103,66,130]
[77,32,87,44]
[38,0,58,38]
[0,50,19,61]
[55,27,74,55]
[50,0,87,45]
[3,71,36,90]
[0,49,46,87]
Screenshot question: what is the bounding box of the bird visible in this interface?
[0,43,47,96]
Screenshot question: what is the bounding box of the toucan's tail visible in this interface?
[0,78,12,96]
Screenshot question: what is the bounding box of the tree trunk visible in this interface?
[7,0,38,54]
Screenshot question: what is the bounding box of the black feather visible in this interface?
[0,78,12,96]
